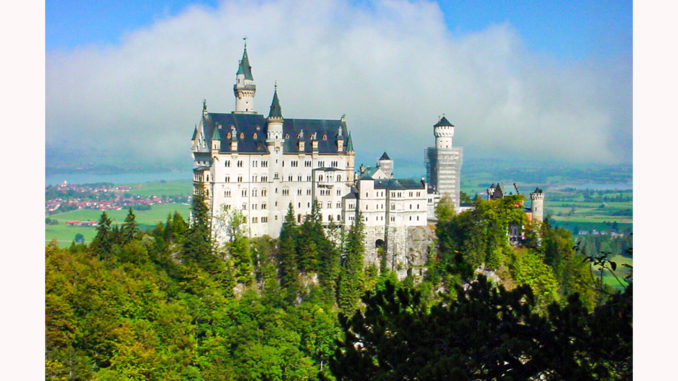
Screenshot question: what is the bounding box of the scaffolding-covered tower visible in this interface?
[425,116,463,210]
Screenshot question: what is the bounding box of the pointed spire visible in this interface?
[191,124,198,140]
[202,99,208,117]
[379,152,391,160]
[268,83,283,119]
[346,132,354,152]
[236,39,254,80]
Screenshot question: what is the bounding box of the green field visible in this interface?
[598,254,633,290]
[46,203,190,246]
[125,180,193,197]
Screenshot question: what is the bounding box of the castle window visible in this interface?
[322,134,327,141]
[288,175,293,182]
[225,205,231,210]
[282,189,289,196]
[261,161,268,167]
[337,175,341,182]
[261,176,267,182]
[224,190,231,197]
[239,132,244,139]
[225,161,231,167]
[225,176,230,182]
[226,132,231,139]
[391,204,395,210]
[285,133,290,139]
[327,202,331,208]
[337,215,341,221]
[237,176,242,182]
[252,175,257,182]
[253,132,258,139]
[242,189,247,197]
[305,160,312,167]
[391,216,395,222]
[252,204,257,210]
[298,214,302,223]
[262,189,267,196]
[252,161,257,167]
[319,175,324,181]
[291,160,298,167]
[336,202,341,208]
[336,189,341,196]
[262,216,267,222]
[274,173,279,180]
[297,175,302,182]
[409,216,412,221]
[297,189,302,196]
[237,160,243,167]
[262,203,267,209]
[307,176,312,181]
[252,217,258,223]
[252,189,258,197]
[417,204,420,209]
[318,161,324,167]
[242,203,247,210]
[306,189,311,195]
[275,215,278,221]
[331,161,338,167]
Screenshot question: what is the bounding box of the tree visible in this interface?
[279,203,300,302]
[122,208,140,244]
[91,212,113,259]
[435,194,455,224]
[331,275,632,380]
[337,213,365,313]
[182,182,217,272]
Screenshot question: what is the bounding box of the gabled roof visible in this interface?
[373,178,425,190]
[434,116,454,127]
[236,46,254,80]
[346,132,354,152]
[379,152,391,160]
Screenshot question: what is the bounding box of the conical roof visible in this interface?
[236,46,254,80]
[346,132,354,152]
[268,87,282,118]
[434,116,454,127]
[379,152,391,160]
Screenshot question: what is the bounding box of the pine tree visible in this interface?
[122,208,139,244]
[91,212,113,259]
[338,213,365,313]
[229,236,254,285]
[279,203,300,302]
[182,182,216,272]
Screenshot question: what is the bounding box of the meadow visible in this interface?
[46,202,190,246]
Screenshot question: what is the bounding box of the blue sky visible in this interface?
[47,0,631,61]
[45,0,633,171]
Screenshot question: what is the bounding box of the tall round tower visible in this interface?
[530,187,545,223]
[233,40,256,113]
[433,115,455,149]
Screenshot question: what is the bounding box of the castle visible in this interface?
[190,42,537,276]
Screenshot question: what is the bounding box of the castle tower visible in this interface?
[233,40,256,113]
[425,115,463,209]
[433,116,455,149]
[530,187,545,223]
[377,152,394,178]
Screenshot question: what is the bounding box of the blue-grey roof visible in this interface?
[201,113,349,155]
[434,116,454,127]
[359,166,379,179]
[268,89,282,118]
[379,152,391,160]
[373,178,425,190]
[237,47,254,80]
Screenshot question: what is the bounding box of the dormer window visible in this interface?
[322,134,327,141]
[239,132,244,139]
[226,132,231,139]
[253,132,258,139]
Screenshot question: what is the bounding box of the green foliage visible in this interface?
[332,276,632,380]
[434,193,456,224]
[122,208,140,243]
[90,211,113,259]
[509,248,560,310]
[337,214,365,313]
[279,203,301,303]
[182,182,218,273]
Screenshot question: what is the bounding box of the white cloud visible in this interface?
[46,0,632,172]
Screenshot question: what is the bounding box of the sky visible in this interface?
[46,0,632,174]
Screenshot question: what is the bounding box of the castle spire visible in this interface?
[268,83,282,119]
[236,39,253,80]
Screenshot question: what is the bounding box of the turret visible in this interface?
[377,152,394,178]
[530,187,545,223]
[433,115,455,149]
[266,84,284,145]
[211,126,221,153]
[233,40,256,113]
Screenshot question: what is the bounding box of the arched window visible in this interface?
[239,132,244,139]
[322,134,327,141]
[253,132,258,139]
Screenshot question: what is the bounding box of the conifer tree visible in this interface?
[279,203,300,302]
[229,236,254,285]
[182,181,216,272]
[91,212,113,259]
[122,208,139,244]
[338,213,365,313]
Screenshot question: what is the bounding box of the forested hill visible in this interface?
[46,187,632,379]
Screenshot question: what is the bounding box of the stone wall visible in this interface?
[364,224,435,280]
